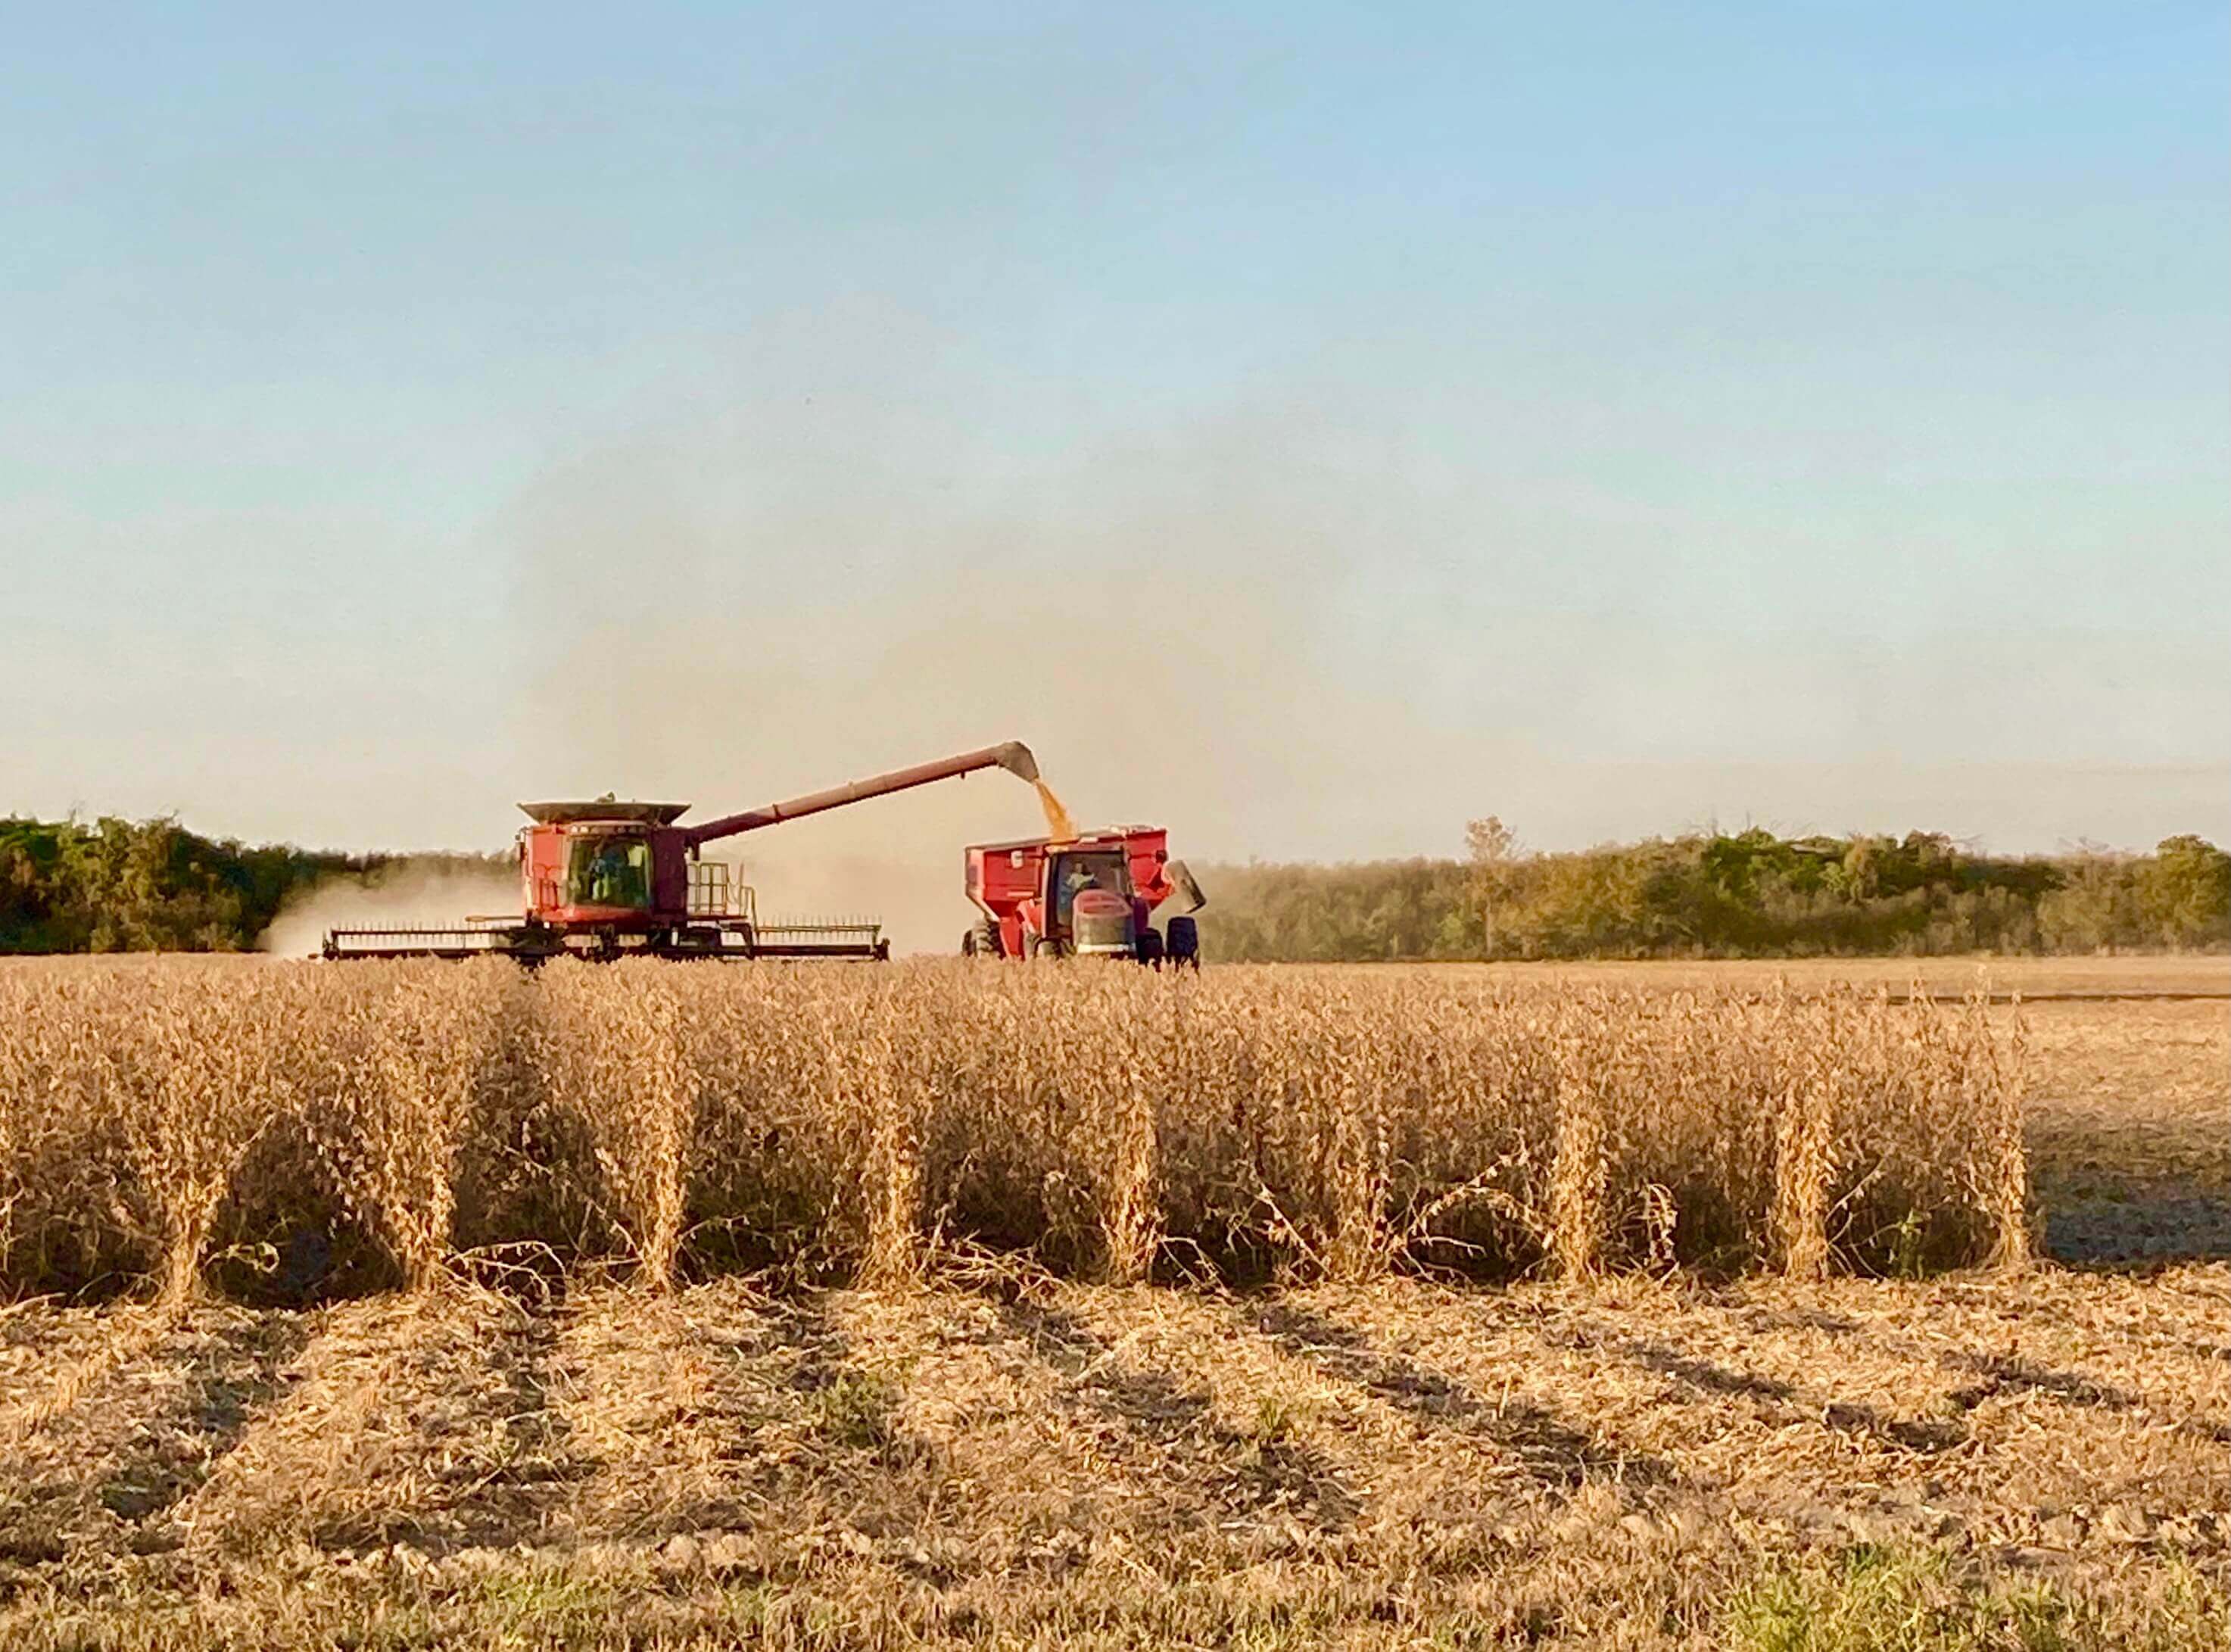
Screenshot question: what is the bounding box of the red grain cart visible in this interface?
[963,826,1206,965]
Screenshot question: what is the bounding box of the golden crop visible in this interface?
[0,959,2026,1302]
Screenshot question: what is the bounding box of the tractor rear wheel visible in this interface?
[1030,934,1069,961]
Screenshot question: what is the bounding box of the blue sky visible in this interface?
[5,3,2224,878]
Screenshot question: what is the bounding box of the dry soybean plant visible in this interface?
[0,958,2027,1302]
[537,959,696,1289]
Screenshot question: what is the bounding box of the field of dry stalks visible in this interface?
[0,958,2222,1649]
[0,959,2033,1300]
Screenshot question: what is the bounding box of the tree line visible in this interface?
[0,816,499,953]
[1198,824,2231,962]
[4,812,2226,959]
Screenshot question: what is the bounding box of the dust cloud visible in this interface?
[259,864,522,958]
[495,326,1460,952]
[500,442,1413,949]
[487,320,2227,953]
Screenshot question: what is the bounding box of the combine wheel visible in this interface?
[1164,915,1199,969]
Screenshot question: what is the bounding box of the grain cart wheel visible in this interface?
[1135,927,1165,968]
[965,916,1002,958]
[1164,915,1199,969]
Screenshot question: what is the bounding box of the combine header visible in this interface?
[324,742,1041,962]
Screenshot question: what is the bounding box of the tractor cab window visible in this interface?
[1050,850,1129,930]
[566,834,653,909]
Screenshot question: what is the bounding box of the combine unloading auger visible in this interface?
[322,742,1040,962]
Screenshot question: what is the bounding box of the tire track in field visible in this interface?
[0,1307,310,1569]
[817,1289,1185,1575]
[1023,1285,1417,1536]
[1681,1280,2231,1535]
[995,1294,1359,1532]
[1043,1283,1695,1573]
[1251,1300,1674,1491]
[1252,1285,1815,1521]
[174,1290,587,1556]
[545,1279,864,1543]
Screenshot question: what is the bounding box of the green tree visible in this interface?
[1463,815,1521,954]
[2141,835,2231,947]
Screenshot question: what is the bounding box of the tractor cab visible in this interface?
[1047,846,1141,958]
[1049,846,1132,932]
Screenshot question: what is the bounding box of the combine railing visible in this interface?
[687,861,736,917]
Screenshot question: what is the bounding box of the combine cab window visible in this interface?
[1050,851,1130,930]
[566,835,652,909]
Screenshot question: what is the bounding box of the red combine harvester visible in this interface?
[323,742,1042,962]
[963,827,1207,965]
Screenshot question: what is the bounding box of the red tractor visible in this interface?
[324,742,1042,962]
[963,827,1206,965]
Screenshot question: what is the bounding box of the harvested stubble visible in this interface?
[0,960,2026,1301]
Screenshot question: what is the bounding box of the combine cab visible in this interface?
[324,743,1041,962]
[962,826,1206,965]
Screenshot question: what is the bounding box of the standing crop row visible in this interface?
[0,958,2026,1301]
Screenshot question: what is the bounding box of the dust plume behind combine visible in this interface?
[495,364,1438,951]
[480,323,2226,952]
[258,864,519,958]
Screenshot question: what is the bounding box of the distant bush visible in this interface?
[1201,826,2229,962]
